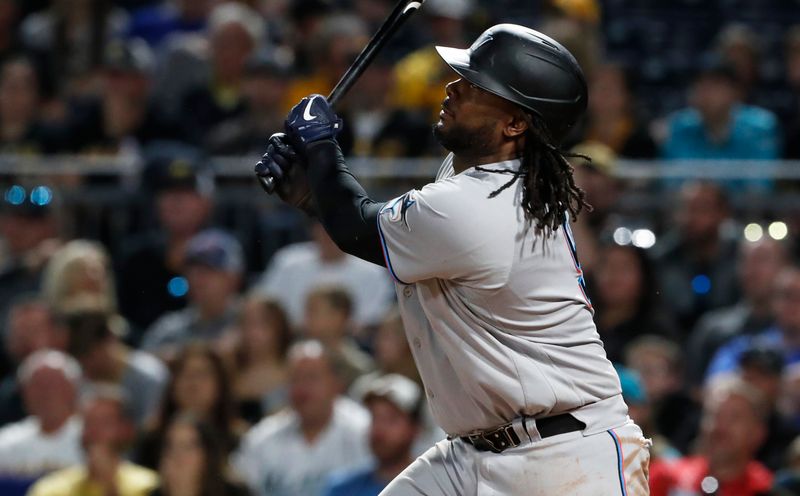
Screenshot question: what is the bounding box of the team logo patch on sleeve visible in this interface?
[381,191,417,229]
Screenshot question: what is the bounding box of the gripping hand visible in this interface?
[254,133,314,213]
[284,94,342,151]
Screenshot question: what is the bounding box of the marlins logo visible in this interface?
[381,191,417,230]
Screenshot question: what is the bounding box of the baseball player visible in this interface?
[255,24,651,495]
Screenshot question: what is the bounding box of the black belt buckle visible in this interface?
[463,423,521,453]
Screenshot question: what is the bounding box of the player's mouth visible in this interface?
[440,99,454,117]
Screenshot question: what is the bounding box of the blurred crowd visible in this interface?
[3,0,800,495]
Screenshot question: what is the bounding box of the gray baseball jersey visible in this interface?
[377,154,628,436]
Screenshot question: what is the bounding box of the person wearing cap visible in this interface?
[63,38,179,155]
[661,54,780,191]
[323,374,423,496]
[0,185,61,370]
[568,141,620,274]
[62,305,168,429]
[206,50,293,155]
[140,229,243,358]
[257,23,649,495]
[117,148,214,334]
[234,340,370,496]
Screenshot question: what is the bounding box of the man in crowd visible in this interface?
[141,228,243,357]
[0,350,82,494]
[28,384,158,496]
[234,340,370,496]
[324,374,422,496]
[649,378,773,495]
[0,295,66,425]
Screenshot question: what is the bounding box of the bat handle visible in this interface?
[258,174,276,194]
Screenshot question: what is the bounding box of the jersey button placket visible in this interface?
[403,286,413,298]
[413,338,421,349]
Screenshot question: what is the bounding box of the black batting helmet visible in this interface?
[436,24,588,143]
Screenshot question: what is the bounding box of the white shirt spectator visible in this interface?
[0,416,83,478]
[234,397,371,496]
[257,242,394,329]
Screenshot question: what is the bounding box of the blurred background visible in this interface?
[3,0,800,495]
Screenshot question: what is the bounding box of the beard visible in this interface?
[433,119,496,155]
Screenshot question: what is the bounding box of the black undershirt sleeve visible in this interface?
[303,139,387,267]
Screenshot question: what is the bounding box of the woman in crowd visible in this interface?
[220,292,292,424]
[134,343,244,469]
[149,414,250,496]
[591,242,678,363]
[42,238,118,315]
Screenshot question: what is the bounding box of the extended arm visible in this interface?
[304,139,386,266]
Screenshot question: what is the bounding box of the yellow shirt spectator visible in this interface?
[27,462,158,496]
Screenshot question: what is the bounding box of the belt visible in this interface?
[459,413,585,454]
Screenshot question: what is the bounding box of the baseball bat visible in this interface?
[258,0,426,193]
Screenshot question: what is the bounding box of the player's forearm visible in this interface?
[305,139,387,266]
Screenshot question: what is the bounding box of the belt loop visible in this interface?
[522,416,542,443]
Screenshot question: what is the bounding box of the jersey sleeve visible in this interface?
[377,179,511,285]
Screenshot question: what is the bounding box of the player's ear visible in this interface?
[503,112,528,139]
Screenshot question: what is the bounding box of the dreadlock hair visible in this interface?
[475,111,591,235]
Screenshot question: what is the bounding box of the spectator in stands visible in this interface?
[0,296,66,426]
[141,229,243,357]
[234,340,370,496]
[205,51,293,155]
[774,436,800,495]
[615,364,680,466]
[577,63,657,158]
[351,309,420,398]
[392,0,471,120]
[126,0,214,48]
[714,23,762,103]
[41,239,118,316]
[63,38,178,156]
[625,336,700,455]
[735,347,799,471]
[27,384,159,496]
[688,237,788,385]
[780,362,800,430]
[568,142,620,274]
[63,306,168,428]
[220,293,291,425]
[707,267,800,380]
[323,374,422,496]
[0,57,60,154]
[661,56,780,191]
[20,0,130,98]
[592,243,678,363]
[149,415,249,496]
[257,221,394,331]
[117,147,213,334]
[178,2,265,146]
[652,181,740,330]
[344,54,435,158]
[649,378,772,496]
[782,25,800,159]
[304,285,375,388]
[283,14,366,109]
[134,343,242,470]
[0,351,82,493]
[0,0,21,61]
[0,189,60,341]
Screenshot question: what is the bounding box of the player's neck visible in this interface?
[452,150,521,174]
